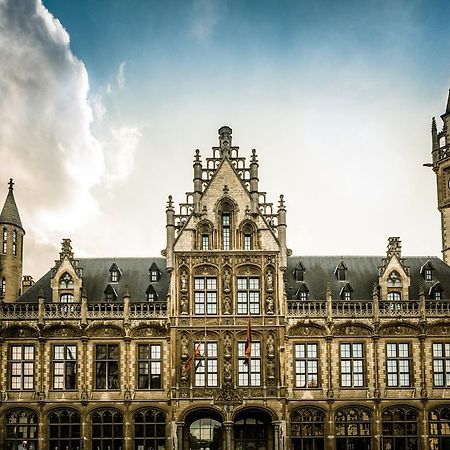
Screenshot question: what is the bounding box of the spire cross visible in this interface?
[8,178,14,191]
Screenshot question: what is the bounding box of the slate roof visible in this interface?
[0,188,23,230]
[15,255,450,304]
[17,257,168,303]
[285,256,450,300]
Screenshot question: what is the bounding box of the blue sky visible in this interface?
[1,0,450,278]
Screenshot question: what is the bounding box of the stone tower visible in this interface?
[431,90,450,264]
[0,179,25,302]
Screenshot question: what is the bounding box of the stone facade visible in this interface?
[0,99,449,450]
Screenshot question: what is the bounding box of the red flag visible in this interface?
[245,316,252,362]
[184,343,201,372]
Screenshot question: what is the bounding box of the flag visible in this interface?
[244,316,252,364]
[184,343,201,372]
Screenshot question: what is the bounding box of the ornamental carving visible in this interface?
[334,325,372,336]
[45,326,81,338]
[267,334,275,358]
[130,326,166,337]
[2,326,39,338]
[288,324,324,336]
[427,324,450,335]
[380,325,418,336]
[213,385,243,406]
[87,326,124,338]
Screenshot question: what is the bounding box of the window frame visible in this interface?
[2,227,7,254]
[137,344,162,390]
[12,229,17,256]
[294,343,319,388]
[238,341,261,386]
[94,343,120,390]
[222,212,231,250]
[52,344,77,390]
[194,276,218,315]
[9,344,35,390]
[386,342,412,387]
[237,276,260,315]
[432,342,450,387]
[339,342,365,388]
[194,341,218,387]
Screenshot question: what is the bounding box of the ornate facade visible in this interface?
[0,94,450,450]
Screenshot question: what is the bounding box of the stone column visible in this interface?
[124,403,132,450]
[223,421,233,450]
[373,402,381,450]
[176,422,185,450]
[272,421,281,450]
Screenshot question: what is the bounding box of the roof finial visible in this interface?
[8,178,14,191]
[446,88,450,115]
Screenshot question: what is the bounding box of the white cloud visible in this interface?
[104,126,142,186]
[0,0,140,277]
[117,61,126,90]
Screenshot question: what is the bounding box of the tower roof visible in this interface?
[0,179,23,230]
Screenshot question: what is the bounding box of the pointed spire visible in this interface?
[0,178,23,230]
[446,89,450,115]
[432,116,437,132]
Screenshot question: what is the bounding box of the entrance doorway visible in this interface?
[234,409,272,450]
[185,409,224,450]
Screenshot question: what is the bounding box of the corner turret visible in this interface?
[0,179,25,301]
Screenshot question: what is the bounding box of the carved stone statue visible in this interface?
[223,296,231,314]
[266,296,274,314]
[267,335,275,357]
[181,335,189,358]
[266,270,274,292]
[180,270,188,292]
[267,360,275,379]
[224,334,232,358]
[180,296,188,314]
[223,269,231,292]
[224,361,232,381]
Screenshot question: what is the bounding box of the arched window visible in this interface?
[5,408,39,450]
[387,292,401,301]
[48,409,81,450]
[382,406,419,450]
[134,408,166,450]
[335,407,372,450]
[429,405,450,450]
[2,227,7,254]
[92,408,123,450]
[60,293,74,303]
[291,407,325,450]
[242,223,254,250]
[387,271,402,287]
[197,223,212,250]
[190,418,222,450]
[12,230,17,256]
[1,277,5,296]
[59,273,74,289]
[219,201,233,250]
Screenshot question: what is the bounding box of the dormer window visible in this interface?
[335,261,347,281]
[146,285,158,301]
[59,273,74,289]
[421,261,434,282]
[149,263,160,282]
[104,285,118,302]
[241,223,254,250]
[109,263,121,283]
[296,283,309,301]
[60,293,74,303]
[340,283,353,301]
[294,262,305,282]
[429,283,443,301]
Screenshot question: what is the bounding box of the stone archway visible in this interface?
[233,408,275,450]
[184,408,225,450]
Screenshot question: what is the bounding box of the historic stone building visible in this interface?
[0,94,449,450]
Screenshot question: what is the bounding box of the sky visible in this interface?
[0,0,450,280]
